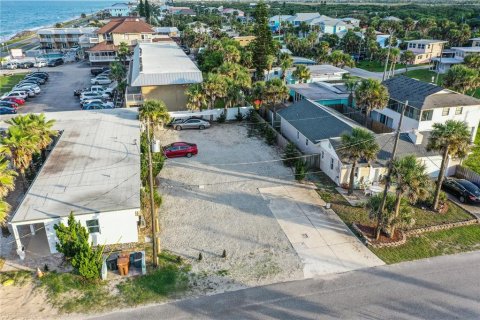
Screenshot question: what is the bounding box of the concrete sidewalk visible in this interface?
[260,184,384,278]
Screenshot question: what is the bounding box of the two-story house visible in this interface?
[86,17,155,65]
[406,39,447,64]
[106,3,132,17]
[288,13,321,27]
[370,76,480,141]
[433,45,480,73]
[309,15,348,35]
[269,15,293,32]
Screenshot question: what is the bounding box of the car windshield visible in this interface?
[459,181,480,196]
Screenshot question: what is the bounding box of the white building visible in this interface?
[309,15,348,35]
[37,27,98,50]
[8,109,141,257]
[371,76,480,141]
[288,13,321,26]
[106,3,132,17]
[433,46,480,73]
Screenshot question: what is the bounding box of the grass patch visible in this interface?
[463,129,480,174]
[38,250,191,313]
[0,73,27,95]
[357,60,410,72]
[0,270,32,287]
[371,224,480,264]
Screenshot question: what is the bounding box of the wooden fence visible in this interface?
[454,165,480,185]
[330,105,394,134]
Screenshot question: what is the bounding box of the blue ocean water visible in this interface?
[0,0,118,41]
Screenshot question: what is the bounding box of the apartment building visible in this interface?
[405,39,447,64]
[37,27,98,50]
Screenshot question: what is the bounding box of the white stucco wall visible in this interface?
[279,117,322,154]
[319,140,343,185]
[44,209,139,254]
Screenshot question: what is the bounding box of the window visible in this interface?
[321,151,324,159]
[455,107,463,115]
[330,158,334,170]
[306,139,309,146]
[442,107,450,116]
[86,219,100,233]
[421,110,433,121]
[297,131,299,139]
[404,105,420,120]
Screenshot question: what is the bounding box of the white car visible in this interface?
[4,62,17,70]
[2,91,28,99]
[14,85,41,94]
[80,98,110,106]
[91,76,112,85]
[12,88,35,97]
[33,60,47,68]
[80,91,110,101]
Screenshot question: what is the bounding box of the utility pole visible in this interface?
[435,42,444,85]
[382,33,393,81]
[375,100,407,240]
[146,118,159,268]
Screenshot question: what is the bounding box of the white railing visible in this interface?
[89,55,117,62]
[125,93,144,103]
[133,39,152,45]
[40,38,54,43]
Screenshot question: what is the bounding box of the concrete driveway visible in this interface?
[17,62,91,113]
[447,194,480,220]
[259,184,384,278]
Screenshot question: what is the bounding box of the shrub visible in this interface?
[265,127,277,145]
[217,111,226,123]
[283,142,299,167]
[295,160,307,181]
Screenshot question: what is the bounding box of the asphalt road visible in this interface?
[92,251,480,320]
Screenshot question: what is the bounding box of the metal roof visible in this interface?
[406,39,447,44]
[277,100,360,143]
[130,42,203,87]
[288,82,349,101]
[8,109,141,223]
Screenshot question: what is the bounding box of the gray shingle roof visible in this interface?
[277,100,356,143]
[383,76,480,110]
[329,131,439,166]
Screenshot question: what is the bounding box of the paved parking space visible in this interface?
[18,62,91,114]
[158,124,383,289]
[447,194,480,219]
[259,185,384,278]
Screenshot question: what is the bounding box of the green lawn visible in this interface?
[463,129,480,174]
[39,251,191,313]
[0,73,27,94]
[371,224,480,264]
[357,60,409,72]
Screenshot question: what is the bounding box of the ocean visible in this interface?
[0,0,118,41]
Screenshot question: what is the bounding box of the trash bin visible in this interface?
[117,256,129,276]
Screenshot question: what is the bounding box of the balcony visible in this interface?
[132,38,152,45]
[89,55,117,62]
[125,87,143,107]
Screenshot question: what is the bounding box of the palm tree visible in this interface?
[390,155,430,236]
[186,84,207,111]
[223,45,241,63]
[278,52,293,83]
[388,48,400,78]
[0,156,16,199]
[202,73,228,110]
[354,79,389,127]
[109,61,126,92]
[265,54,276,80]
[400,50,415,75]
[427,120,472,211]
[116,42,130,65]
[443,65,480,95]
[292,65,311,84]
[314,41,330,64]
[1,126,40,191]
[329,50,355,68]
[345,78,358,108]
[264,78,289,126]
[464,54,480,69]
[139,99,171,132]
[339,128,379,195]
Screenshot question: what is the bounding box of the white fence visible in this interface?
[169,106,253,121]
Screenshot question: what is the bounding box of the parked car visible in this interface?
[166,116,203,127]
[0,101,18,109]
[74,87,89,96]
[29,71,49,79]
[442,178,480,204]
[24,75,46,83]
[4,62,17,70]
[83,103,114,110]
[17,61,34,69]
[14,84,40,94]
[173,118,211,130]
[20,77,45,85]
[81,98,112,107]
[0,107,17,114]
[12,88,35,97]
[33,60,48,68]
[91,76,112,85]
[1,97,25,105]
[47,58,64,67]
[2,91,28,99]
[91,67,109,76]
[163,142,198,158]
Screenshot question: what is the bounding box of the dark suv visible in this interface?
[47,58,64,67]
[442,178,480,204]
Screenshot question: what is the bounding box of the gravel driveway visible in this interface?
[158,124,303,291]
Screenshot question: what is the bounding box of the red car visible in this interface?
[163,142,198,158]
[1,97,25,105]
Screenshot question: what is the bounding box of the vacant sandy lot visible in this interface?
[158,123,303,292]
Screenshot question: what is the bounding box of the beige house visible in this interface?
[87,17,155,65]
[233,36,256,47]
[406,39,447,64]
[127,42,203,110]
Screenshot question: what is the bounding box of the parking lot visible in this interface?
[3,62,91,114]
[158,124,383,291]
